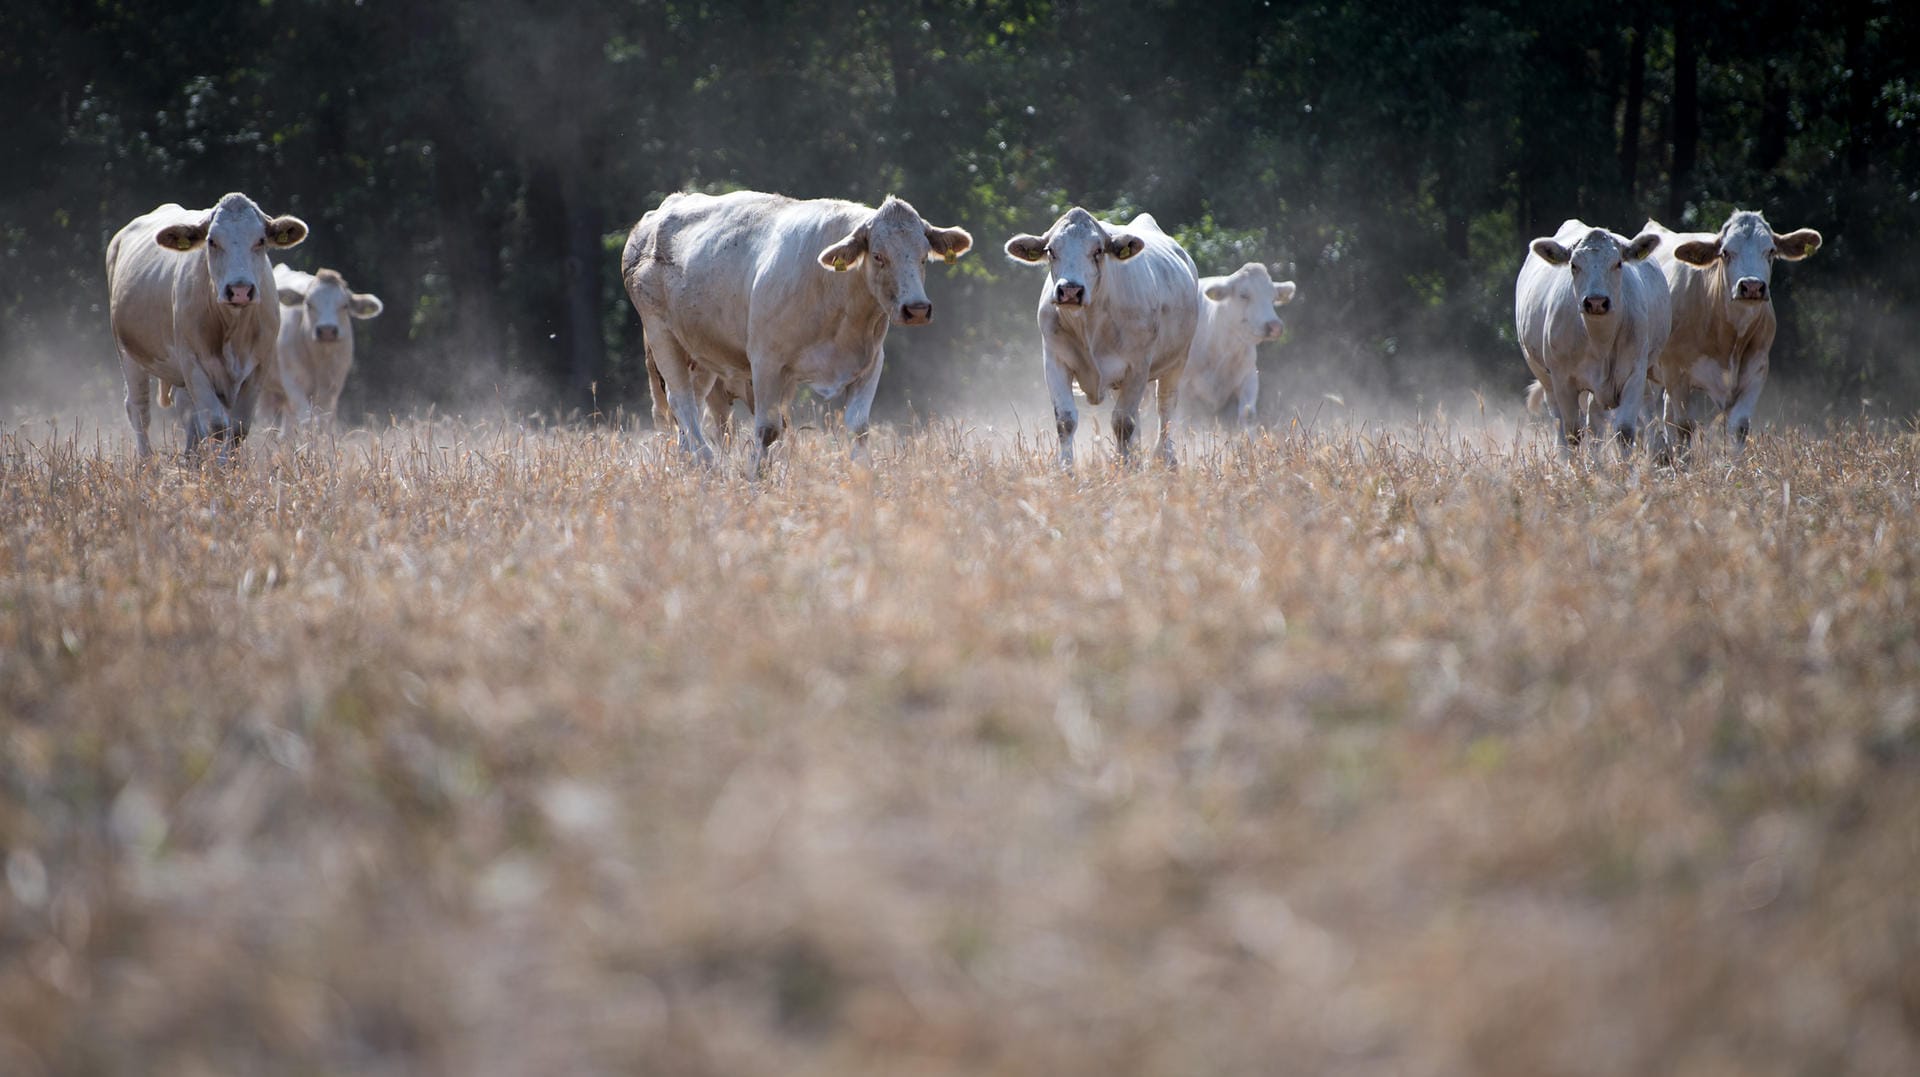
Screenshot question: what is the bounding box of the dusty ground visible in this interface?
[1,416,1917,1076]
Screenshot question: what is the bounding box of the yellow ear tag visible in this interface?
[942,251,956,265]
[176,236,195,251]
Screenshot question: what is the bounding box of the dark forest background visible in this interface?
[4,0,1918,427]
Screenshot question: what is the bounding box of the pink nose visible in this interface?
[1582,295,1611,316]
[225,282,254,305]
[314,325,340,342]
[1054,282,1085,305]
[900,301,932,324]
[1736,278,1768,301]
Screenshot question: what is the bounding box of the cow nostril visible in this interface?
[902,302,932,321]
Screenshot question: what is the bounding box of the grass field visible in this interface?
[2,415,1918,1075]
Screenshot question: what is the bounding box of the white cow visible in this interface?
[106,192,309,456]
[267,264,384,425]
[622,191,972,472]
[1005,208,1200,468]
[1641,211,1821,457]
[1182,263,1297,425]
[1513,220,1669,457]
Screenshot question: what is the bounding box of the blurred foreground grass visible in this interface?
[2,418,1918,1076]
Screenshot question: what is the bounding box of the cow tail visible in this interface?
[158,381,174,408]
[1524,380,1547,417]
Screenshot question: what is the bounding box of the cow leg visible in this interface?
[1609,363,1649,461]
[1235,370,1260,428]
[646,332,716,465]
[119,348,154,458]
[1726,357,1769,458]
[1548,379,1584,460]
[180,361,235,460]
[702,377,735,442]
[1153,374,1181,469]
[643,341,674,431]
[1111,376,1150,468]
[748,358,787,477]
[1044,354,1078,471]
[1660,384,1698,466]
[841,349,886,462]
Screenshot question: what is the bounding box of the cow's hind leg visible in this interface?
[646,331,716,465]
[119,347,154,458]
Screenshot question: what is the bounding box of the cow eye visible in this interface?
[1614,261,1623,270]
[872,253,888,267]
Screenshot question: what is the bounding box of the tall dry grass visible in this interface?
[2,416,1917,1076]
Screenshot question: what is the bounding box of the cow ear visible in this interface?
[1203,281,1230,302]
[1108,233,1145,261]
[1005,234,1048,264]
[1529,239,1570,266]
[1272,281,1298,305]
[349,292,385,319]
[1623,232,1661,262]
[155,220,209,253]
[818,228,868,271]
[264,215,308,249]
[926,225,972,264]
[1672,239,1721,266]
[277,285,306,307]
[1774,228,1822,261]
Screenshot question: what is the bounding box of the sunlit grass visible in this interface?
[2,417,1917,1075]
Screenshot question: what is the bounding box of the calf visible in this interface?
[1182,263,1297,426]
[268,264,384,426]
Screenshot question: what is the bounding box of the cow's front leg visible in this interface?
[1609,362,1648,461]
[1111,375,1150,468]
[748,357,787,478]
[1044,353,1078,471]
[181,362,235,460]
[119,349,153,458]
[1234,370,1260,428]
[1725,354,1769,458]
[1153,372,1182,469]
[841,348,886,463]
[1658,382,1698,466]
[1548,378,1585,461]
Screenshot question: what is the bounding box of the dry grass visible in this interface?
[2,415,1918,1076]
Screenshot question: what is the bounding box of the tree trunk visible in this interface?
[1619,7,1648,205]
[1668,8,1698,223]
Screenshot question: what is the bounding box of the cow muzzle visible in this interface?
[899,301,932,325]
[314,325,341,342]
[1735,278,1768,301]
[1581,295,1612,316]
[224,282,256,306]
[1054,281,1086,306]
[1261,321,1285,341]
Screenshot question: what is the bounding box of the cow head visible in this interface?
[1203,262,1297,342]
[154,192,307,308]
[1005,207,1145,308]
[1671,210,1821,311]
[279,268,383,343]
[1530,228,1660,318]
[817,196,972,326]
